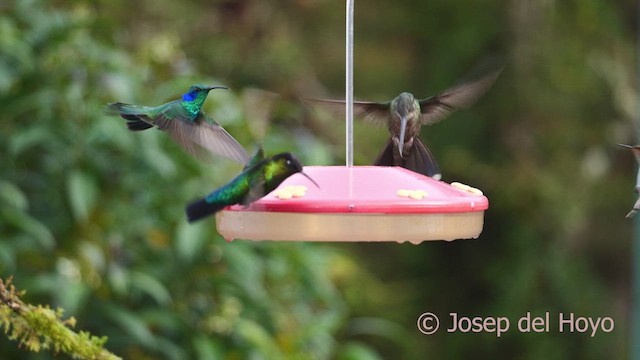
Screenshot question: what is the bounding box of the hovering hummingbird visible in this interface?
[618,143,640,218]
[106,84,249,163]
[185,150,318,222]
[312,68,502,179]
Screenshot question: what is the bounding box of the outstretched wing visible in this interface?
[307,98,390,127]
[243,147,265,171]
[242,173,267,206]
[155,112,250,164]
[418,68,502,125]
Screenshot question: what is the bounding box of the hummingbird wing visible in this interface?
[243,147,265,170]
[242,171,268,206]
[306,98,390,126]
[243,182,266,205]
[352,101,392,126]
[107,101,249,163]
[418,68,502,125]
[155,112,250,164]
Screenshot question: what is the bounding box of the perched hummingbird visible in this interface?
[185,150,318,222]
[106,84,249,163]
[618,144,640,218]
[312,68,502,179]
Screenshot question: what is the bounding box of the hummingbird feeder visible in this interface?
[216,166,487,243]
[215,0,488,243]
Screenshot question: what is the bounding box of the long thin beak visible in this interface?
[206,86,229,91]
[619,143,640,163]
[398,115,407,158]
[299,172,320,189]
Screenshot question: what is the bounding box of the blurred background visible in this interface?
[0,0,637,358]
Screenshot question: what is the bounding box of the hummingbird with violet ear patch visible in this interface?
[185,150,318,222]
[312,68,502,179]
[618,143,640,218]
[106,84,249,163]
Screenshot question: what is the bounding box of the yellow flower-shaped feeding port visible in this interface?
[450,182,484,196]
[274,185,308,200]
[396,189,429,200]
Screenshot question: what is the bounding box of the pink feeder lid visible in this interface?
[226,166,488,214]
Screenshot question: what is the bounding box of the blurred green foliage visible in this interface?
[0,0,637,359]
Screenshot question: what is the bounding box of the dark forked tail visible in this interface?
[185,198,227,223]
[105,102,154,131]
[374,138,441,179]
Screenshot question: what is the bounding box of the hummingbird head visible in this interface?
[270,153,319,188]
[394,92,417,114]
[392,93,419,158]
[182,84,228,102]
[181,84,228,119]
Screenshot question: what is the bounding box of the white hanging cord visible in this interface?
[345,0,354,167]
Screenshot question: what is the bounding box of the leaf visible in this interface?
[0,208,55,250]
[193,336,224,360]
[9,127,52,156]
[235,319,283,359]
[224,244,267,302]
[154,337,186,360]
[129,271,172,306]
[86,115,134,151]
[141,134,177,178]
[337,342,384,360]
[346,317,408,346]
[78,241,106,272]
[107,264,129,297]
[0,241,16,270]
[174,220,207,263]
[0,181,28,211]
[55,278,91,315]
[103,305,156,348]
[66,170,98,222]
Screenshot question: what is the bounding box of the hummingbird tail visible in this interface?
[126,119,154,131]
[105,102,154,131]
[185,198,227,223]
[373,138,441,179]
[373,140,395,167]
[405,139,441,180]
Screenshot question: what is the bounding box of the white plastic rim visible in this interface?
[216,210,485,244]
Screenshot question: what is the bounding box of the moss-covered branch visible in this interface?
[0,277,121,360]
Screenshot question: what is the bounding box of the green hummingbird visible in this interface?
[106,84,249,163]
[618,143,640,218]
[185,150,318,222]
[313,68,502,179]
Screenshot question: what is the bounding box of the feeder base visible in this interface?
[216,210,484,244]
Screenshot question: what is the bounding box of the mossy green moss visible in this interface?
[0,278,120,360]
